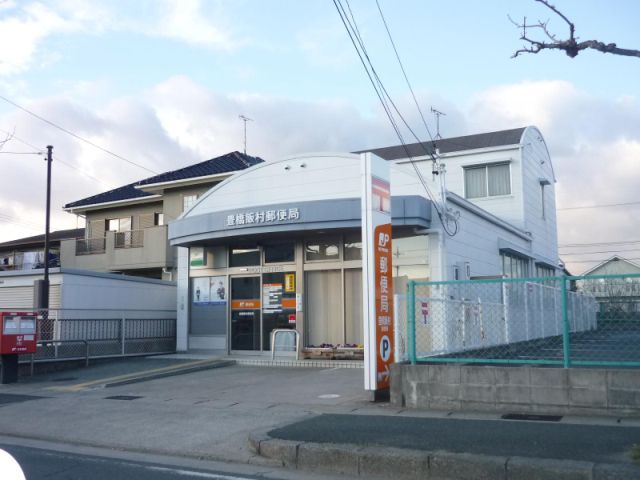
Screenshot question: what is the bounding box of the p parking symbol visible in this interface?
[380,335,391,362]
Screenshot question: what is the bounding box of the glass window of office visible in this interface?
[343,233,362,261]
[305,238,340,262]
[264,242,295,264]
[230,245,260,267]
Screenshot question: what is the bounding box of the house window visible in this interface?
[183,194,198,212]
[464,163,511,199]
[535,265,555,278]
[105,217,132,233]
[154,213,164,226]
[501,252,529,278]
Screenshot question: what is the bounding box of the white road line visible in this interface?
[146,465,255,479]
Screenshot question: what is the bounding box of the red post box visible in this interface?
[0,312,38,355]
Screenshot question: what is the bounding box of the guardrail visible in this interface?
[405,274,640,368]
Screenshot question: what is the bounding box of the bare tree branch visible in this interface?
[511,0,640,59]
[0,127,14,151]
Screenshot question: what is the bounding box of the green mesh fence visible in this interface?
[406,274,640,367]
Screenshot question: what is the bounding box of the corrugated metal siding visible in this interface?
[0,286,33,309]
[0,284,61,309]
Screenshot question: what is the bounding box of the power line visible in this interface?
[559,239,640,248]
[375,0,435,142]
[563,257,640,264]
[0,151,43,155]
[557,200,640,211]
[561,247,640,256]
[0,94,158,174]
[333,0,458,236]
[0,213,42,231]
[0,127,114,188]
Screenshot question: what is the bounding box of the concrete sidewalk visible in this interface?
[2,358,640,479]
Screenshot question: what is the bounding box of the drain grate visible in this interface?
[104,395,143,401]
[501,413,562,422]
[51,377,78,382]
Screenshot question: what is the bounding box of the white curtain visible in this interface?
[488,164,511,196]
[464,167,486,198]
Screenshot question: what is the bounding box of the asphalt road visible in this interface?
[1,443,264,480]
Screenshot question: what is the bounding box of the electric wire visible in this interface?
[334,0,458,235]
[375,0,435,142]
[559,239,640,248]
[0,127,114,189]
[0,94,158,175]
[560,247,640,256]
[557,200,640,211]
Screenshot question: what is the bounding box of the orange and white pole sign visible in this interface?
[361,152,394,392]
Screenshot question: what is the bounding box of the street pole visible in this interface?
[34,146,52,312]
[43,145,52,302]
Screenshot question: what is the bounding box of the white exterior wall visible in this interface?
[520,126,559,265]
[59,270,175,317]
[442,204,531,279]
[0,269,175,317]
[389,127,559,274]
[186,153,362,217]
[176,246,189,351]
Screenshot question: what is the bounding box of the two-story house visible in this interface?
[167,126,561,353]
[61,151,264,280]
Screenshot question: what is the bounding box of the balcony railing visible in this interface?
[76,237,106,255]
[115,230,144,249]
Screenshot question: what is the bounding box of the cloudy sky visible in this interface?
[0,0,639,274]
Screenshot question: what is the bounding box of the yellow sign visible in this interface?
[284,273,296,293]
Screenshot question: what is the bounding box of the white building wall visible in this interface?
[176,246,189,351]
[59,270,176,318]
[520,126,559,266]
[186,153,362,217]
[439,203,532,279]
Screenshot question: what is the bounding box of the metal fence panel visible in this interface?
[0,307,177,364]
[403,274,639,367]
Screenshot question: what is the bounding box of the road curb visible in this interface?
[104,359,236,388]
[247,429,640,480]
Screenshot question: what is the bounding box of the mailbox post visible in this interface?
[0,312,38,384]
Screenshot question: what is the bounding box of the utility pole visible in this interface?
[239,115,252,155]
[35,146,52,311]
[430,107,446,139]
[43,145,52,300]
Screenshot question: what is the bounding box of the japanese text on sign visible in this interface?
[226,208,300,227]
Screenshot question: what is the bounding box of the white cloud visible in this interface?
[0,0,242,77]
[153,0,238,50]
[0,2,80,75]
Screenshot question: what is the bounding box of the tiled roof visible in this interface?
[357,127,527,160]
[64,151,264,209]
[0,228,85,249]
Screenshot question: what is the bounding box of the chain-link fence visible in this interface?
[0,308,176,364]
[405,274,640,367]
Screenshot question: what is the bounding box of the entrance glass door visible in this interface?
[261,272,297,350]
[231,276,261,350]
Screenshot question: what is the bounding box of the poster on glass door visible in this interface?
[193,276,227,305]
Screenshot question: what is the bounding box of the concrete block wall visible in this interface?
[391,364,640,416]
